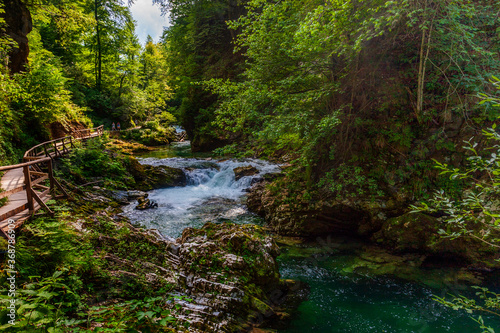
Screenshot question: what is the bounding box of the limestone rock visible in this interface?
[246,181,368,237]
[135,196,158,210]
[233,165,259,181]
[372,212,499,264]
[126,156,186,190]
[106,190,130,205]
[127,190,148,200]
[165,222,301,332]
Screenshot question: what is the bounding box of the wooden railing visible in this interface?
[23,125,104,162]
[0,125,104,239]
[0,157,68,222]
[23,136,74,162]
[71,125,104,139]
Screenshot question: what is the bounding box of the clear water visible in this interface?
[139,141,213,159]
[278,247,500,333]
[122,149,280,238]
[126,143,500,332]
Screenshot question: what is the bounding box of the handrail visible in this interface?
[23,136,72,159]
[0,125,104,237]
[27,136,72,150]
[71,125,104,137]
[72,125,104,133]
[21,125,104,161]
[0,157,51,172]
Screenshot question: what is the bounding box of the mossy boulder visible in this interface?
[372,212,499,265]
[125,157,186,190]
[247,180,368,236]
[135,196,158,210]
[372,212,439,251]
[233,165,259,180]
[170,222,303,332]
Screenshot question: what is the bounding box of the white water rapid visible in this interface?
[122,157,281,238]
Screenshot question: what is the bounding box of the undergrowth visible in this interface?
[0,184,182,332]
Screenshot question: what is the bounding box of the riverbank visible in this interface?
[125,141,500,331]
[0,138,304,332]
[2,137,500,332]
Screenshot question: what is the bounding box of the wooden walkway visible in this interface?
[0,125,104,239]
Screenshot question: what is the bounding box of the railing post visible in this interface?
[24,165,34,214]
[70,136,74,148]
[62,138,66,153]
[47,159,55,194]
[53,141,59,157]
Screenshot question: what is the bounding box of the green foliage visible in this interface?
[434,286,500,333]
[413,83,500,329]
[121,118,176,146]
[192,0,500,198]
[0,270,83,332]
[413,128,500,247]
[0,72,24,164]
[0,0,175,164]
[160,0,246,147]
[16,28,90,136]
[212,143,239,157]
[319,163,384,200]
[77,296,177,332]
[0,189,180,331]
[59,136,130,187]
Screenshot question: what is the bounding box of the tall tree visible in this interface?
[159,0,247,150]
[91,0,136,93]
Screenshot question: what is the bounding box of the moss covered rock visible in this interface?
[233,165,259,180]
[372,212,439,251]
[125,157,186,190]
[169,222,303,332]
[372,212,499,265]
[247,180,368,236]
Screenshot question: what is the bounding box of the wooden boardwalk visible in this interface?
[0,126,104,239]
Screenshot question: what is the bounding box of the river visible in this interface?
[123,141,500,332]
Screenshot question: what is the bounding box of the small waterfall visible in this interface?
[122,157,280,237]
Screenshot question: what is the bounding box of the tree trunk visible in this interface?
[1,0,32,73]
[94,0,102,91]
[118,74,126,98]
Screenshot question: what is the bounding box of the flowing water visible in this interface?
[124,142,500,332]
[123,142,280,237]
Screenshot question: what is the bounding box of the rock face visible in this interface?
[2,0,32,73]
[233,165,259,180]
[94,218,303,332]
[126,157,186,190]
[372,213,439,252]
[50,121,87,139]
[191,134,228,153]
[372,212,499,264]
[247,178,499,267]
[247,181,370,237]
[167,223,302,332]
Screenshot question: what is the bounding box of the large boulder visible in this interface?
[169,222,304,332]
[246,175,412,237]
[135,196,158,210]
[125,157,186,190]
[372,212,499,265]
[233,165,259,180]
[372,212,440,252]
[247,181,368,237]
